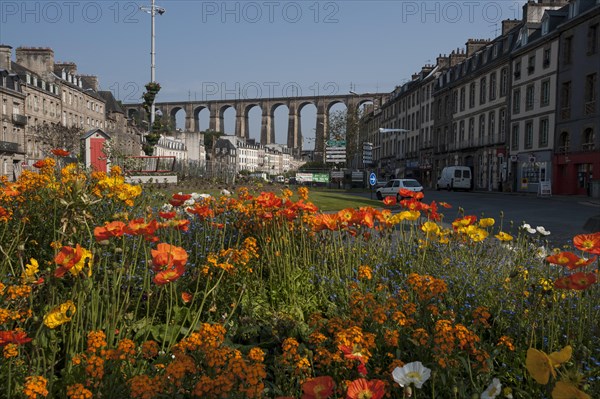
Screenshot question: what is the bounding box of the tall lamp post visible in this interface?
[140,0,165,131]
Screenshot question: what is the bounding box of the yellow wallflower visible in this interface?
[43,300,76,329]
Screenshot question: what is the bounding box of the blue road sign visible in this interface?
[369,172,377,186]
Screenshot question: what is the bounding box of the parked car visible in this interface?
[436,166,472,191]
[374,179,387,188]
[376,178,423,200]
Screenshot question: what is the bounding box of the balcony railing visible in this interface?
[12,114,27,125]
[585,101,596,115]
[0,141,22,153]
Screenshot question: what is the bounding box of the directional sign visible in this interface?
[369,172,377,186]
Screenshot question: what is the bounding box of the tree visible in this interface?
[32,123,83,157]
[141,82,162,156]
[326,108,363,167]
[202,130,222,150]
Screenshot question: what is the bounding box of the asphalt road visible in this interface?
[358,189,600,247]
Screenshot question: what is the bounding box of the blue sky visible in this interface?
[1,0,525,146]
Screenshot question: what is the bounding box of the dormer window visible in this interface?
[32,76,37,86]
[26,74,31,84]
[541,16,549,35]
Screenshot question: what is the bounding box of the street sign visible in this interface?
[369,172,377,186]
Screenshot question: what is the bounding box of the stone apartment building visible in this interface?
[0,45,143,180]
[0,46,26,180]
[508,3,565,194]
[554,0,600,195]
[359,0,598,195]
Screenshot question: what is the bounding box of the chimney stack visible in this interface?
[15,47,55,77]
[0,45,12,70]
[80,75,99,91]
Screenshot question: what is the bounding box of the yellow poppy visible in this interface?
[526,346,572,385]
[526,348,555,384]
[552,381,591,399]
[549,345,572,366]
[43,301,76,329]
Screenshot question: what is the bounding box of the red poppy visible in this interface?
[346,378,385,399]
[573,232,600,255]
[382,196,397,206]
[51,148,70,157]
[413,192,424,200]
[567,272,597,290]
[33,160,46,168]
[554,272,597,290]
[546,252,597,270]
[159,211,177,219]
[169,193,192,207]
[0,330,33,346]
[339,345,366,364]
[439,201,452,208]
[301,376,335,399]
[94,221,126,241]
[357,363,368,376]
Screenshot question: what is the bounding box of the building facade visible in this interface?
[554,0,600,195]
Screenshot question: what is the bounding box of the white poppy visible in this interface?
[183,198,195,207]
[160,203,173,212]
[392,361,431,389]
[481,378,502,399]
[521,223,536,234]
[536,226,551,236]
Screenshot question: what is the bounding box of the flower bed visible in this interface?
[1,155,598,398]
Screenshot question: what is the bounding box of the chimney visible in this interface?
[15,47,55,77]
[54,62,77,77]
[502,19,521,35]
[80,75,99,91]
[523,0,569,24]
[0,45,12,70]
[465,38,491,57]
[436,54,449,69]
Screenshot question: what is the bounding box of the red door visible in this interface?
[90,137,107,172]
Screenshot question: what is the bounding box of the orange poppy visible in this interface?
[398,188,416,198]
[573,232,600,255]
[383,196,397,206]
[546,252,597,270]
[151,243,188,271]
[181,292,192,303]
[0,330,33,346]
[438,201,452,209]
[94,221,126,241]
[256,191,283,208]
[54,244,92,278]
[301,376,335,399]
[125,218,159,237]
[51,148,70,157]
[153,266,185,285]
[187,203,215,220]
[346,378,385,399]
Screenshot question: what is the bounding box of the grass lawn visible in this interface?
[156,183,383,211]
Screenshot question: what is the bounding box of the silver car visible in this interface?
[376,178,423,200]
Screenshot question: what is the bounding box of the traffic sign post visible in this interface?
[369,172,377,199]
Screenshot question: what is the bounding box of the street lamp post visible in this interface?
[140,0,165,130]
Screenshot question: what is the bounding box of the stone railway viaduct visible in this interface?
[123,93,384,156]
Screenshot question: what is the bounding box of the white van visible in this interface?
[436,166,472,191]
